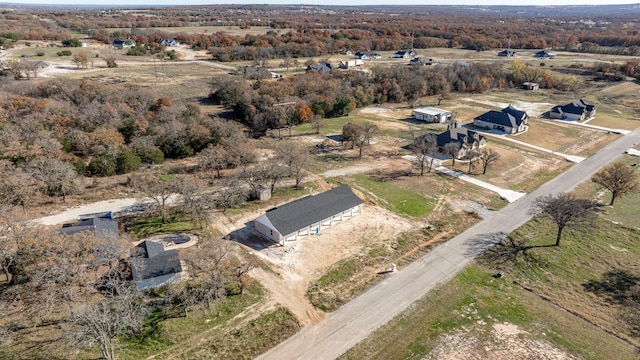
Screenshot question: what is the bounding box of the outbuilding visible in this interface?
[412,107,453,123]
[254,185,363,245]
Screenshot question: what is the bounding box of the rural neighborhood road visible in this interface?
[256,128,640,360]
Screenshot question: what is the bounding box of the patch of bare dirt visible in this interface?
[425,322,582,360]
[462,96,555,118]
[224,203,413,325]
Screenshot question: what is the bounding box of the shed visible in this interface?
[412,107,453,123]
[254,185,363,245]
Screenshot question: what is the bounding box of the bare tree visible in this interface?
[0,161,39,210]
[216,174,247,211]
[530,193,600,246]
[198,144,228,178]
[443,142,460,166]
[132,174,178,223]
[0,205,38,284]
[69,280,148,360]
[591,162,639,206]
[478,148,501,175]
[275,142,310,189]
[177,175,212,228]
[28,158,77,202]
[311,114,325,135]
[411,133,439,175]
[462,151,478,174]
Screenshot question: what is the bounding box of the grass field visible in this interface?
[340,212,640,359]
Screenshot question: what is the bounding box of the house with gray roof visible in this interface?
[112,39,136,49]
[433,123,486,159]
[306,63,333,74]
[130,240,184,290]
[549,99,596,121]
[393,49,417,59]
[57,217,119,240]
[254,185,363,245]
[473,105,529,134]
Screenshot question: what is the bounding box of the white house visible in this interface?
[254,185,363,245]
[412,107,453,123]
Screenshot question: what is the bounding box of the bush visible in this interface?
[116,149,141,174]
[57,50,72,56]
[135,146,164,165]
[62,38,82,47]
[87,154,116,177]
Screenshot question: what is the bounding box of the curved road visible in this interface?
[256,128,640,360]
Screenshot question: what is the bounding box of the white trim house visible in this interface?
[412,107,453,123]
[254,185,363,245]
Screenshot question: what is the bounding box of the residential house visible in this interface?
[412,107,453,123]
[338,59,364,69]
[534,50,556,59]
[522,82,540,91]
[434,123,487,159]
[112,39,136,49]
[409,57,439,66]
[473,105,529,134]
[306,63,333,74]
[498,49,517,57]
[130,240,184,290]
[159,38,180,47]
[254,185,363,246]
[549,99,596,121]
[393,49,417,59]
[354,51,381,60]
[21,58,52,71]
[240,66,277,80]
[57,217,119,240]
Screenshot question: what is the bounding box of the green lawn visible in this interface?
[351,174,435,217]
[341,205,640,359]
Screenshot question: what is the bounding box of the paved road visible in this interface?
[256,127,640,360]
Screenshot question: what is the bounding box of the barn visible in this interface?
[254,185,364,246]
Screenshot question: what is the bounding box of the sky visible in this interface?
[3,0,640,6]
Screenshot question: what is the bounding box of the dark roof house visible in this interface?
[433,124,486,159]
[306,63,333,73]
[112,39,136,49]
[354,51,381,60]
[473,105,529,134]
[534,50,556,59]
[254,185,363,245]
[409,57,439,66]
[549,99,596,121]
[393,50,417,59]
[498,49,517,57]
[130,240,184,290]
[159,38,180,47]
[57,217,119,240]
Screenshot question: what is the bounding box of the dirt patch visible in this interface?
[226,204,413,325]
[425,322,581,360]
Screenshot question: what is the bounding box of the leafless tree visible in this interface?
[462,151,478,174]
[131,174,178,223]
[529,193,600,246]
[0,205,38,284]
[198,144,228,178]
[216,174,247,211]
[68,280,148,360]
[0,161,39,210]
[591,162,639,206]
[311,114,325,135]
[177,175,212,228]
[275,142,310,188]
[28,158,77,202]
[443,142,460,166]
[478,148,501,175]
[72,52,90,69]
[411,133,439,175]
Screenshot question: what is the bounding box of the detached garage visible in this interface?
[254,185,364,246]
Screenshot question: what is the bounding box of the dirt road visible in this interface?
[256,128,640,360]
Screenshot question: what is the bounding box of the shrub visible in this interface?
[116,149,141,174]
[57,50,72,56]
[87,154,116,177]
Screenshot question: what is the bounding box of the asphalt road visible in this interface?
[255,127,640,360]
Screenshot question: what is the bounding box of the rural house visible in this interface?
[473,105,529,134]
[412,107,453,123]
[306,63,333,74]
[129,240,184,290]
[434,122,486,159]
[57,217,119,240]
[354,51,381,60]
[338,59,364,69]
[409,57,439,66]
[549,99,596,121]
[534,50,556,59]
[498,49,517,57]
[393,49,417,58]
[254,185,364,246]
[112,39,136,49]
[522,82,539,91]
[159,38,180,47]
